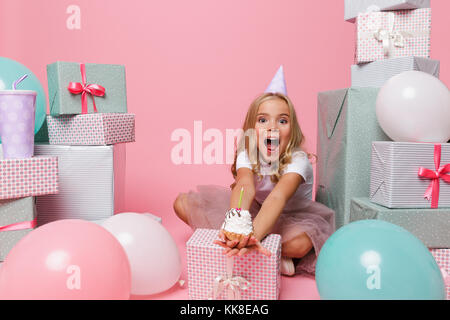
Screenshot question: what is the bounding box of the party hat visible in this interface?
[265,65,287,95]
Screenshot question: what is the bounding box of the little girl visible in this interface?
[174,66,335,276]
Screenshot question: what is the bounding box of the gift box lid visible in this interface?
[345,0,431,22]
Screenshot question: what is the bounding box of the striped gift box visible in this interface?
[351,57,440,87]
[187,229,281,300]
[0,156,58,200]
[370,142,450,208]
[356,8,431,64]
[34,144,125,226]
[430,249,449,300]
[47,113,135,146]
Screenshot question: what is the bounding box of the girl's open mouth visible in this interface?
[264,137,280,153]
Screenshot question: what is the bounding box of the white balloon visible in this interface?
[102,213,181,295]
[376,71,450,142]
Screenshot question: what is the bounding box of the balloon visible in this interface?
[376,71,450,142]
[102,213,181,295]
[0,220,131,300]
[316,220,446,300]
[0,57,47,139]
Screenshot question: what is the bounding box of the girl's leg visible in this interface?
[173,193,189,225]
[282,232,313,259]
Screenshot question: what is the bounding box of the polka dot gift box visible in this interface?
[46,113,135,146]
[430,249,450,300]
[187,229,281,300]
[0,156,58,200]
[356,8,431,64]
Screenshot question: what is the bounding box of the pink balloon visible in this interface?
[102,213,181,295]
[0,220,131,300]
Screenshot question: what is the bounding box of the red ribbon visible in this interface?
[418,144,450,209]
[0,218,37,232]
[67,63,106,114]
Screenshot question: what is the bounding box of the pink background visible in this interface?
[1,0,448,218]
[1,0,449,223]
[1,0,449,300]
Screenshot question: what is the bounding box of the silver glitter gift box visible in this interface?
[0,197,37,261]
[350,197,450,248]
[47,61,128,116]
[316,88,391,229]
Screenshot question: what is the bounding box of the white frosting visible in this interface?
[221,209,253,236]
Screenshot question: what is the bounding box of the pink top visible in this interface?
[236,148,313,211]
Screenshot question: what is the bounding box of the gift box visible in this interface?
[430,249,450,300]
[47,113,135,145]
[34,143,126,226]
[47,61,127,116]
[0,197,37,261]
[0,155,58,200]
[370,142,450,209]
[187,229,281,300]
[350,198,450,248]
[345,0,430,22]
[356,9,431,64]
[351,57,440,87]
[316,88,391,229]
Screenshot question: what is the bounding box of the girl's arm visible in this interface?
[252,173,304,241]
[229,168,255,210]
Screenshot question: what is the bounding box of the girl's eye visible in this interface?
[279,118,288,124]
[258,118,267,123]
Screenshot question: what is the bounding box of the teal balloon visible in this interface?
[316,220,445,300]
[0,57,46,141]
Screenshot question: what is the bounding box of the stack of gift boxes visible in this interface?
[0,90,59,261]
[33,62,135,227]
[316,0,449,299]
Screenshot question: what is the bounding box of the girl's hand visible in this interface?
[214,230,272,257]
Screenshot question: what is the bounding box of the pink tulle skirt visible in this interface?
[180,185,335,275]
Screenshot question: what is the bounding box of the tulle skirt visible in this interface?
[180,185,335,275]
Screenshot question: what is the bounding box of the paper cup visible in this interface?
[0,90,37,158]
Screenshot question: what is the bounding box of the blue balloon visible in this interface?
[316,220,445,300]
[0,57,46,141]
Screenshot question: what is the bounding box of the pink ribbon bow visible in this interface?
[0,218,37,232]
[418,144,450,209]
[209,256,250,300]
[67,63,106,114]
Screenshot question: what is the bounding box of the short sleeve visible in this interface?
[236,151,252,170]
[282,151,313,183]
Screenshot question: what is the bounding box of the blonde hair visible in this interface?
[231,92,315,184]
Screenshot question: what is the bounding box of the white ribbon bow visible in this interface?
[209,257,250,300]
[372,12,414,56]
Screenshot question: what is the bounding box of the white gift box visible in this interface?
[345,0,430,22]
[34,144,126,225]
[351,57,440,87]
[370,142,450,209]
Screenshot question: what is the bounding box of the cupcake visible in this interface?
[221,208,254,242]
